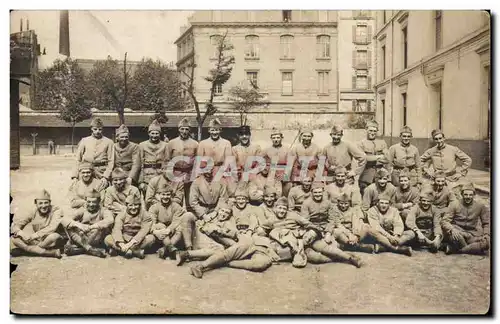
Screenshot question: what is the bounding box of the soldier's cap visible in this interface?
[217,201,233,213]
[398,169,411,179]
[419,189,434,200]
[238,125,251,135]
[431,129,444,138]
[311,182,325,191]
[330,124,344,134]
[300,128,314,137]
[125,193,142,205]
[85,188,101,199]
[263,185,278,196]
[78,162,94,172]
[208,118,222,129]
[275,197,288,207]
[460,183,476,194]
[90,117,103,128]
[35,189,51,201]
[178,118,192,128]
[111,167,128,179]
[377,192,392,202]
[334,166,347,175]
[400,125,413,135]
[234,188,248,198]
[376,168,390,179]
[366,120,379,130]
[148,119,162,133]
[157,184,173,194]
[337,192,351,203]
[433,171,447,179]
[115,124,129,136]
[270,127,283,137]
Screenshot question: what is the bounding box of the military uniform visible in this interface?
[200,202,239,248]
[290,138,322,181]
[394,186,420,222]
[300,195,335,233]
[232,125,262,180]
[139,120,168,189]
[367,204,406,238]
[362,182,397,212]
[103,170,142,216]
[69,163,106,209]
[189,175,229,219]
[145,173,184,210]
[402,200,443,249]
[73,118,114,180]
[247,173,283,206]
[325,182,362,207]
[113,125,141,184]
[388,143,421,187]
[288,184,313,212]
[263,128,294,195]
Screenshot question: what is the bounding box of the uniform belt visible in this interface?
[366,161,383,168]
[116,161,132,168]
[199,202,217,208]
[393,165,417,171]
[92,161,108,167]
[143,163,162,169]
[327,163,352,173]
[214,162,224,167]
[174,166,193,172]
[444,169,457,176]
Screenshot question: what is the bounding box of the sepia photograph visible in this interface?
[9,8,491,315]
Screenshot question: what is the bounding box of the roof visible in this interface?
[19,111,240,128]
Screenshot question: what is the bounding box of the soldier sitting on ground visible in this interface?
[10,189,65,258]
[288,176,313,212]
[441,183,489,255]
[398,189,442,253]
[362,168,397,213]
[254,186,279,227]
[145,164,184,210]
[61,188,113,258]
[103,167,142,216]
[325,166,362,207]
[423,171,457,217]
[247,161,282,206]
[104,193,155,259]
[149,184,196,262]
[394,170,420,224]
[366,193,413,256]
[200,201,239,248]
[68,162,107,210]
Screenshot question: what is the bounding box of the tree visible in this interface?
[34,58,92,152]
[86,54,129,124]
[228,80,269,126]
[128,58,187,124]
[181,31,235,140]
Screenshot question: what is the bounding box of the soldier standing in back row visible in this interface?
[139,120,168,196]
[263,127,294,197]
[357,120,389,196]
[290,129,322,183]
[232,125,262,181]
[72,117,114,187]
[113,124,141,185]
[388,126,421,187]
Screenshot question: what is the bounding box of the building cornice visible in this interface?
[174,25,194,45]
[189,21,337,29]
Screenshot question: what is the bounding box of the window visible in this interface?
[210,35,222,59]
[316,35,330,59]
[281,72,293,95]
[356,50,368,68]
[280,35,294,59]
[317,71,329,94]
[381,44,386,79]
[402,93,407,126]
[356,75,368,89]
[402,27,408,69]
[245,35,259,59]
[215,83,222,96]
[381,99,386,134]
[283,10,292,22]
[352,99,367,112]
[247,71,259,88]
[355,25,368,44]
[435,10,442,51]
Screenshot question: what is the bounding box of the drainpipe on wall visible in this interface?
[336,23,341,112]
[389,15,395,146]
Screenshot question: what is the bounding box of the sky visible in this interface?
[10,10,194,69]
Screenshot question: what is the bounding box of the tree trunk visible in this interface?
[71,122,75,153]
[197,124,202,141]
[117,108,125,125]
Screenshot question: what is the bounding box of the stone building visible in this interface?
[373,10,490,169]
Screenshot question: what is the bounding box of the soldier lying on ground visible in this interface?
[394,170,420,224]
[103,167,142,216]
[200,202,239,248]
[441,183,489,255]
[61,188,113,258]
[10,189,64,258]
[362,168,397,213]
[104,193,155,259]
[68,162,107,210]
[149,184,197,262]
[399,189,442,252]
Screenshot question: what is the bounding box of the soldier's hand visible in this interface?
[126,177,132,185]
[450,229,462,242]
[416,231,426,243]
[80,224,91,233]
[346,170,356,179]
[17,231,30,242]
[387,235,399,245]
[117,242,127,252]
[349,234,359,244]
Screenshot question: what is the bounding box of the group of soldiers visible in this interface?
[10,116,490,279]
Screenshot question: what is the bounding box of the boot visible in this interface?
[349,255,363,268]
[157,247,167,259]
[190,264,204,279]
[132,249,145,259]
[28,245,62,258]
[357,243,375,254]
[396,246,412,257]
[292,241,307,268]
[176,251,189,266]
[124,250,133,259]
[64,243,85,256]
[108,248,118,257]
[87,247,107,258]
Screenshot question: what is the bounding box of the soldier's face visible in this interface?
[377,199,390,213]
[400,132,412,146]
[420,197,432,210]
[301,133,313,145]
[275,205,288,219]
[159,191,172,204]
[118,133,129,146]
[312,188,324,201]
[434,177,446,189]
[35,199,51,215]
[263,193,276,207]
[218,208,232,221]
[203,171,213,181]
[112,177,126,190]
[338,200,350,212]
[261,164,270,176]
[149,130,161,143]
[86,197,100,213]
[235,196,248,209]
[330,131,343,144]
[377,176,389,188]
[239,133,250,145]
[367,127,378,140]
[302,178,312,190]
[271,134,283,146]
[335,172,346,185]
[126,203,141,216]
[91,127,103,138]
[433,134,446,149]
[80,169,93,182]
[179,127,190,139]
[399,177,410,190]
[462,190,475,205]
[209,127,221,139]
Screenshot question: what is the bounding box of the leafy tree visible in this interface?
[181,30,235,140]
[34,58,92,152]
[228,81,269,126]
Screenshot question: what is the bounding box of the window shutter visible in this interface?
[352,25,357,43]
[368,26,373,43]
[367,100,372,112]
[367,50,372,68]
[352,50,357,67]
[352,100,356,111]
[352,75,357,89]
[367,76,372,89]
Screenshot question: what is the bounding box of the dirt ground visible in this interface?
[10,155,491,315]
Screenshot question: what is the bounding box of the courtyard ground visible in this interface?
[9,155,491,314]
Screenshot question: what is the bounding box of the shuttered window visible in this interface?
[281,72,293,95]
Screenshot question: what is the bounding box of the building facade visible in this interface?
[373,10,490,170]
[175,10,376,129]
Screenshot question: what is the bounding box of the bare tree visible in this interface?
[228,80,269,126]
